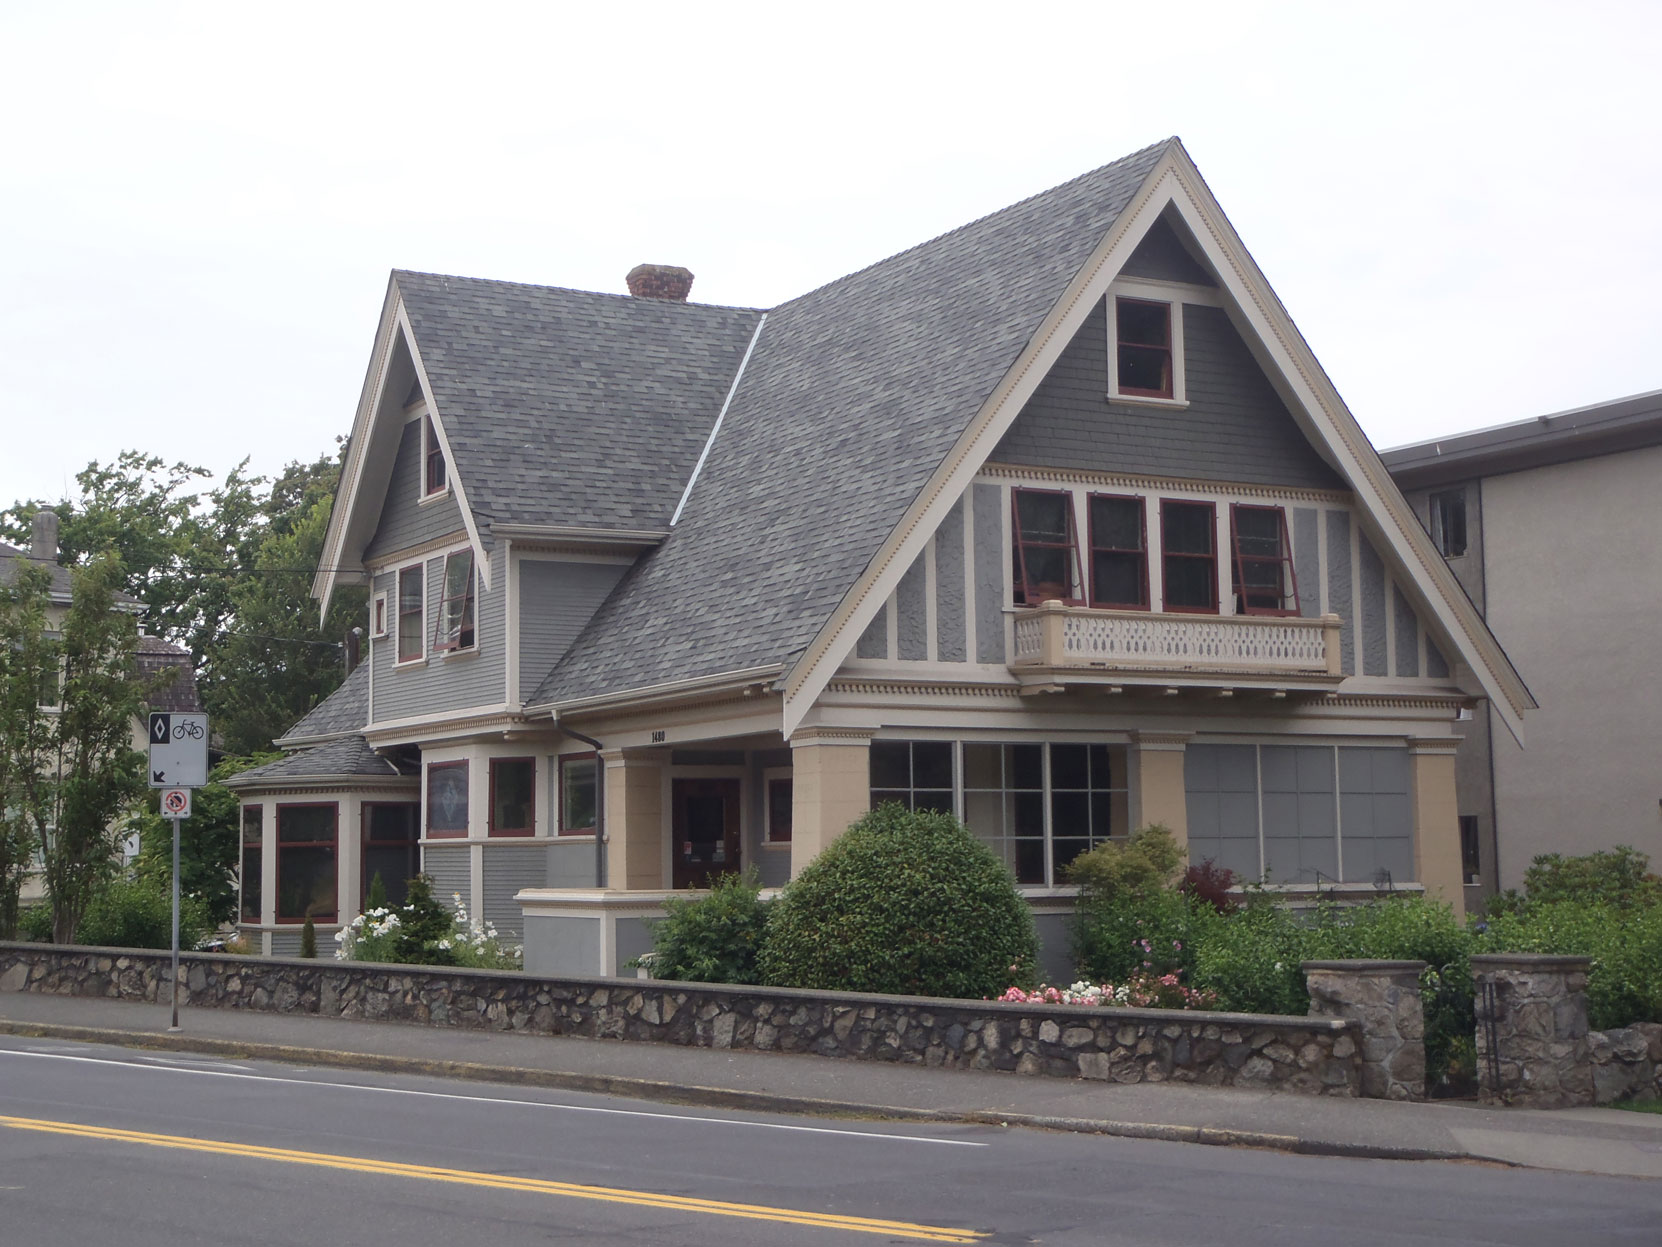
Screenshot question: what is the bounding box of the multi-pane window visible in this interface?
[1430,489,1467,558]
[361,803,419,907]
[766,777,793,843]
[1047,744,1127,875]
[869,740,954,813]
[397,565,424,663]
[962,744,1045,883]
[433,550,476,652]
[423,416,446,495]
[1011,489,1080,605]
[1115,298,1173,398]
[1088,494,1148,609]
[1160,500,1217,612]
[558,754,597,836]
[276,803,337,922]
[426,761,469,838]
[490,758,535,836]
[240,805,263,924]
[1230,504,1298,615]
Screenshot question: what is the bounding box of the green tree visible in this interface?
[0,559,56,938]
[133,752,279,926]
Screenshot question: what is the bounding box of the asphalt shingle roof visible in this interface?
[530,140,1171,704]
[276,660,369,745]
[223,734,414,787]
[394,273,764,534]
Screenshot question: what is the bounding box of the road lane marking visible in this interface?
[0,1115,988,1243]
[0,1047,985,1147]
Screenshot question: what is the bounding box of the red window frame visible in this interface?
[1087,493,1149,610]
[1159,499,1218,614]
[274,802,338,924]
[360,802,419,906]
[397,564,424,663]
[423,416,447,496]
[240,804,263,924]
[1115,297,1174,399]
[1011,488,1083,606]
[489,757,536,837]
[1230,504,1300,616]
[426,760,469,839]
[432,550,476,653]
[558,753,598,837]
[766,776,793,844]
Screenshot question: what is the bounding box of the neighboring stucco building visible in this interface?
[232,137,1533,975]
[1384,390,1662,904]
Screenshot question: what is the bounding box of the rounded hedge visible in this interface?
[758,803,1038,999]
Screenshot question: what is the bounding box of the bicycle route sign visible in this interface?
[147,712,209,789]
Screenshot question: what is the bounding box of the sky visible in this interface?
[2,1,1658,508]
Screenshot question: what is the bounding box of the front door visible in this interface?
[672,778,741,889]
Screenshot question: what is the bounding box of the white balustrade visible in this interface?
[1012,604,1338,677]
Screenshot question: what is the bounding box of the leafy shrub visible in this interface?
[1066,826,1213,985]
[1477,899,1662,1029]
[75,871,213,951]
[17,905,52,942]
[1064,824,1184,899]
[1180,858,1239,914]
[646,869,771,984]
[759,803,1037,999]
[1522,846,1659,909]
[333,879,521,970]
[1189,894,1312,1016]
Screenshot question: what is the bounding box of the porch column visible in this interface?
[1132,731,1192,847]
[602,747,667,891]
[788,728,873,878]
[1409,737,1464,920]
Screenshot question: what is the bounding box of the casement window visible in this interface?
[1184,744,1412,885]
[1230,504,1298,615]
[869,740,955,813]
[370,593,388,640]
[1459,814,1482,886]
[1088,494,1149,610]
[489,758,535,837]
[1160,499,1217,613]
[240,805,263,924]
[275,803,337,923]
[361,803,419,907]
[1430,489,1467,558]
[1114,298,1174,399]
[396,565,424,663]
[765,775,793,844]
[558,754,598,836]
[1011,488,1082,606]
[433,550,476,653]
[426,760,469,838]
[423,416,447,496]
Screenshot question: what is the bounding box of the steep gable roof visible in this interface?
[531,141,1173,707]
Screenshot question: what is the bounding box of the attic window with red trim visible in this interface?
[1115,298,1173,398]
[423,417,447,496]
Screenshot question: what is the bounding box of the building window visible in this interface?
[1047,743,1126,877]
[362,803,419,907]
[1011,488,1080,606]
[1459,814,1481,885]
[426,761,469,838]
[1184,744,1412,885]
[275,803,337,923]
[490,758,535,836]
[962,743,1045,883]
[1430,489,1467,558]
[869,740,954,813]
[766,776,793,844]
[1160,499,1217,612]
[433,550,476,652]
[558,754,597,836]
[1114,298,1173,399]
[423,416,446,496]
[397,565,424,663]
[1230,504,1298,615]
[240,805,263,924]
[1087,494,1148,609]
[370,593,388,639]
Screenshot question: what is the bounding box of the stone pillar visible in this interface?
[788,728,873,878]
[1408,737,1464,921]
[1303,960,1427,1100]
[1132,731,1191,847]
[1471,953,1593,1107]
[602,748,667,891]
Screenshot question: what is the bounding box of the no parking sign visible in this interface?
[160,787,192,819]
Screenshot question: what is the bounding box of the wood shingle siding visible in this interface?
[518,559,629,703]
[363,419,468,562]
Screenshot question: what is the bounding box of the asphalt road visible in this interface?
[1,1035,1659,1246]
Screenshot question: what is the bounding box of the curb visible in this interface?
[0,1018,1471,1165]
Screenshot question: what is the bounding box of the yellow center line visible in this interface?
[0,1114,987,1243]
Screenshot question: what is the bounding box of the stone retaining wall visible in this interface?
[0,943,1360,1095]
[1303,960,1427,1101]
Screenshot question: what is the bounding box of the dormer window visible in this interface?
[1011,488,1081,605]
[1115,298,1173,398]
[423,416,447,496]
[433,550,476,652]
[1230,504,1299,615]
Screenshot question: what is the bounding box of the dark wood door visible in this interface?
[672,778,741,889]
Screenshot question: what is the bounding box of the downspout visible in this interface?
[561,726,607,887]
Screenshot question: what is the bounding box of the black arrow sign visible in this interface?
[153,770,165,784]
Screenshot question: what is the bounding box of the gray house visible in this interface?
[1383,390,1662,906]
[229,138,1531,974]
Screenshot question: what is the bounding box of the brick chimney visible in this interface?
[626,264,694,302]
[30,509,59,561]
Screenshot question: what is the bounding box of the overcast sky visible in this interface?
[3,1,1657,509]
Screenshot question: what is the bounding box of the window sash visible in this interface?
[423,417,446,495]
[240,806,263,924]
[489,758,536,836]
[1115,298,1173,398]
[766,777,793,843]
[1230,504,1299,616]
[433,551,475,652]
[397,565,424,663]
[1011,488,1083,606]
[558,754,598,836]
[1160,500,1217,613]
[1087,493,1149,610]
[426,761,469,837]
[275,803,337,923]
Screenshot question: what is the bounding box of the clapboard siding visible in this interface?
[364,418,467,561]
[519,559,629,702]
[371,552,507,722]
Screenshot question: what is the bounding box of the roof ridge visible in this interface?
[393,269,766,316]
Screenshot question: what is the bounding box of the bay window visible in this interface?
[490,758,535,836]
[426,760,469,837]
[240,805,263,924]
[276,803,337,923]
[362,803,419,906]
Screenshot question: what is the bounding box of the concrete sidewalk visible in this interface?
[3,990,1660,1179]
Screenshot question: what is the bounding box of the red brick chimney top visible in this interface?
[626,264,694,301]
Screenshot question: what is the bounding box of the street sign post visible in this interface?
[149,712,208,1032]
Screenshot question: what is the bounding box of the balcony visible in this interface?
[1010,602,1344,693]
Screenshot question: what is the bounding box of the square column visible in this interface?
[1409,737,1464,920]
[788,728,873,878]
[1132,731,1192,848]
[601,747,667,891]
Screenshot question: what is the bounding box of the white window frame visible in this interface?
[394,564,426,667]
[1106,280,1190,408]
[370,592,389,640]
